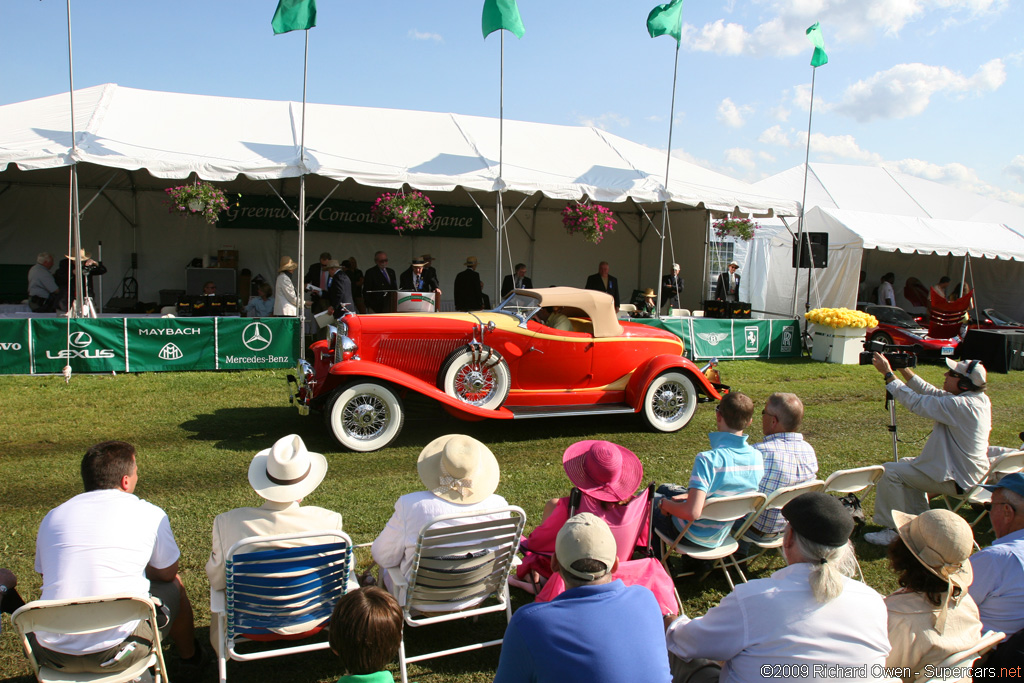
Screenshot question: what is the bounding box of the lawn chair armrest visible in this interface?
[210,588,225,615]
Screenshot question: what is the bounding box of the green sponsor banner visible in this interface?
[126,318,217,372]
[31,318,127,374]
[0,319,31,374]
[218,194,483,238]
[216,318,298,369]
[678,318,801,360]
[769,319,801,358]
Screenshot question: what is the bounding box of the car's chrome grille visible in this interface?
[377,338,464,383]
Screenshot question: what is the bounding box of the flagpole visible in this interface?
[657,40,681,316]
[495,30,505,301]
[298,28,309,352]
[791,65,816,318]
[66,0,85,319]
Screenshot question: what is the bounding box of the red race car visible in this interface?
[969,308,1024,331]
[864,305,958,359]
[288,287,724,451]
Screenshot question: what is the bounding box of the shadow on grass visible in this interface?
[180,407,309,452]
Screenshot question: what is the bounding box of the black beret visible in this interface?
[781,492,854,547]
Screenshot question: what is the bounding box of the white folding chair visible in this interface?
[920,630,1005,682]
[733,479,826,566]
[618,303,637,313]
[942,450,1024,528]
[12,594,168,683]
[670,308,690,317]
[383,506,526,683]
[655,491,766,590]
[823,465,884,497]
[210,529,353,683]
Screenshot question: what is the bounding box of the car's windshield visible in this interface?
[985,308,1024,326]
[496,292,542,323]
[867,305,919,328]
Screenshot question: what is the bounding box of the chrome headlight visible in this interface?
[336,319,348,337]
[335,335,358,363]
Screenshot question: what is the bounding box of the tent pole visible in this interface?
[297,29,310,354]
[656,41,681,317]
[66,0,85,319]
[792,66,817,317]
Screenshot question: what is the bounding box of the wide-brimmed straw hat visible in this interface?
[248,434,328,503]
[65,249,91,261]
[417,434,499,504]
[324,260,342,270]
[562,440,643,503]
[278,256,298,272]
[411,257,428,267]
[464,256,478,267]
[642,288,656,299]
[893,509,974,633]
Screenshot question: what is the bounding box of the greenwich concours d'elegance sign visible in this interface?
[218,194,483,239]
[0,318,299,375]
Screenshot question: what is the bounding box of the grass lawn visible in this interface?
[0,359,1020,682]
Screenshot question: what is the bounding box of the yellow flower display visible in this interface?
[804,307,878,329]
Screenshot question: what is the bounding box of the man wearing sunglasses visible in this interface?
[865,356,991,546]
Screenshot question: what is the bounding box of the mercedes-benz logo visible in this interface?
[69,331,92,348]
[242,322,272,351]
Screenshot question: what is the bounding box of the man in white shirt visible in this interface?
[27,251,58,312]
[666,492,890,681]
[878,272,896,306]
[32,441,202,674]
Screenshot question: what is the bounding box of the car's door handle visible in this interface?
[526,347,543,354]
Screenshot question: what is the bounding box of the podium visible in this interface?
[396,291,437,312]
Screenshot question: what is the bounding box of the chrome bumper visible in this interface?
[286,359,314,416]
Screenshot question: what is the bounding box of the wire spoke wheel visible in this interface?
[642,371,698,433]
[439,346,510,410]
[326,381,404,452]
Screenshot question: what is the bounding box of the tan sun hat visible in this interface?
[324,260,342,270]
[278,255,298,272]
[464,256,478,267]
[642,288,656,298]
[417,434,499,504]
[248,434,328,503]
[555,513,617,581]
[892,508,974,633]
[65,249,91,261]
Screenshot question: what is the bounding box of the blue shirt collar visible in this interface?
[993,527,1024,546]
[553,579,624,602]
[708,432,751,449]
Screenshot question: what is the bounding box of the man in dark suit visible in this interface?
[363,251,397,313]
[399,257,441,295]
[453,256,483,311]
[420,254,438,288]
[662,263,684,312]
[715,261,741,302]
[501,263,534,299]
[325,260,354,317]
[304,252,332,314]
[584,261,619,309]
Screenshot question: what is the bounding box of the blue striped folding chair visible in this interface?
[210,529,353,683]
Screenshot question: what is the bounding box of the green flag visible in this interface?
[482,0,525,39]
[647,0,684,44]
[806,22,828,67]
[272,0,317,35]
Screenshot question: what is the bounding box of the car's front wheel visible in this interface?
[325,381,404,452]
[641,371,698,433]
[438,346,511,410]
[870,331,894,346]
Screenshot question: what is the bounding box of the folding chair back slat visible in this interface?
[735,480,826,544]
[696,491,767,522]
[823,466,884,495]
[921,630,1004,682]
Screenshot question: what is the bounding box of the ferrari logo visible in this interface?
[242,322,273,351]
[745,327,759,353]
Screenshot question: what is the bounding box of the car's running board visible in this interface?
[506,404,636,419]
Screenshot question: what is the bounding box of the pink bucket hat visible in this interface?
[562,440,643,503]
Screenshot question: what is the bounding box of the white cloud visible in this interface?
[678,0,1007,57]
[717,98,754,128]
[576,112,629,130]
[1005,155,1024,185]
[758,150,777,163]
[408,29,443,42]
[884,157,1024,204]
[725,147,757,170]
[770,104,791,122]
[759,125,792,147]
[800,132,883,162]
[834,59,1005,122]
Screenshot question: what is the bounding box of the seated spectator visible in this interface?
[206,434,352,639]
[32,441,203,675]
[666,492,890,680]
[27,252,58,312]
[1,567,25,634]
[328,587,403,683]
[884,509,981,682]
[494,513,671,683]
[245,282,275,317]
[632,288,657,318]
[201,280,217,296]
[969,473,1024,636]
[740,392,819,549]
[543,306,573,331]
[512,440,645,591]
[371,434,509,610]
[653,392,763,552]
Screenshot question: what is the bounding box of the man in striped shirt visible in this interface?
[655,392,764,550]
[743,393,819,546]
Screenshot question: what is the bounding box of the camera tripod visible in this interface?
[885,389,900,462]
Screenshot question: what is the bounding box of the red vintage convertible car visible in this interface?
[288,287,724,451]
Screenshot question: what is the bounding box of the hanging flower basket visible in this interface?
[165,180,231,225]
[562,201,617,244]
[713,216,760,241]
[371,189,434,232]
[805,307,878,330]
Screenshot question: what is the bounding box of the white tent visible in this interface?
[744,164,1024,320]
[0,84,798,309]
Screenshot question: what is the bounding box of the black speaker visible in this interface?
[792,232,828,268]
[958,329,1024,374]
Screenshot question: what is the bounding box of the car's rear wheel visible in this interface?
[325,381,404,452]
[641,371,698,433]
[870,331,894,346]
[438,346,511,410]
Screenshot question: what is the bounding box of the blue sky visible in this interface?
[3,0,1022,205]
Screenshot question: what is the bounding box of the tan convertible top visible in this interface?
[514,287,624,338]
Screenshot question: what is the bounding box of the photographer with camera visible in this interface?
[864,355,991,546]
